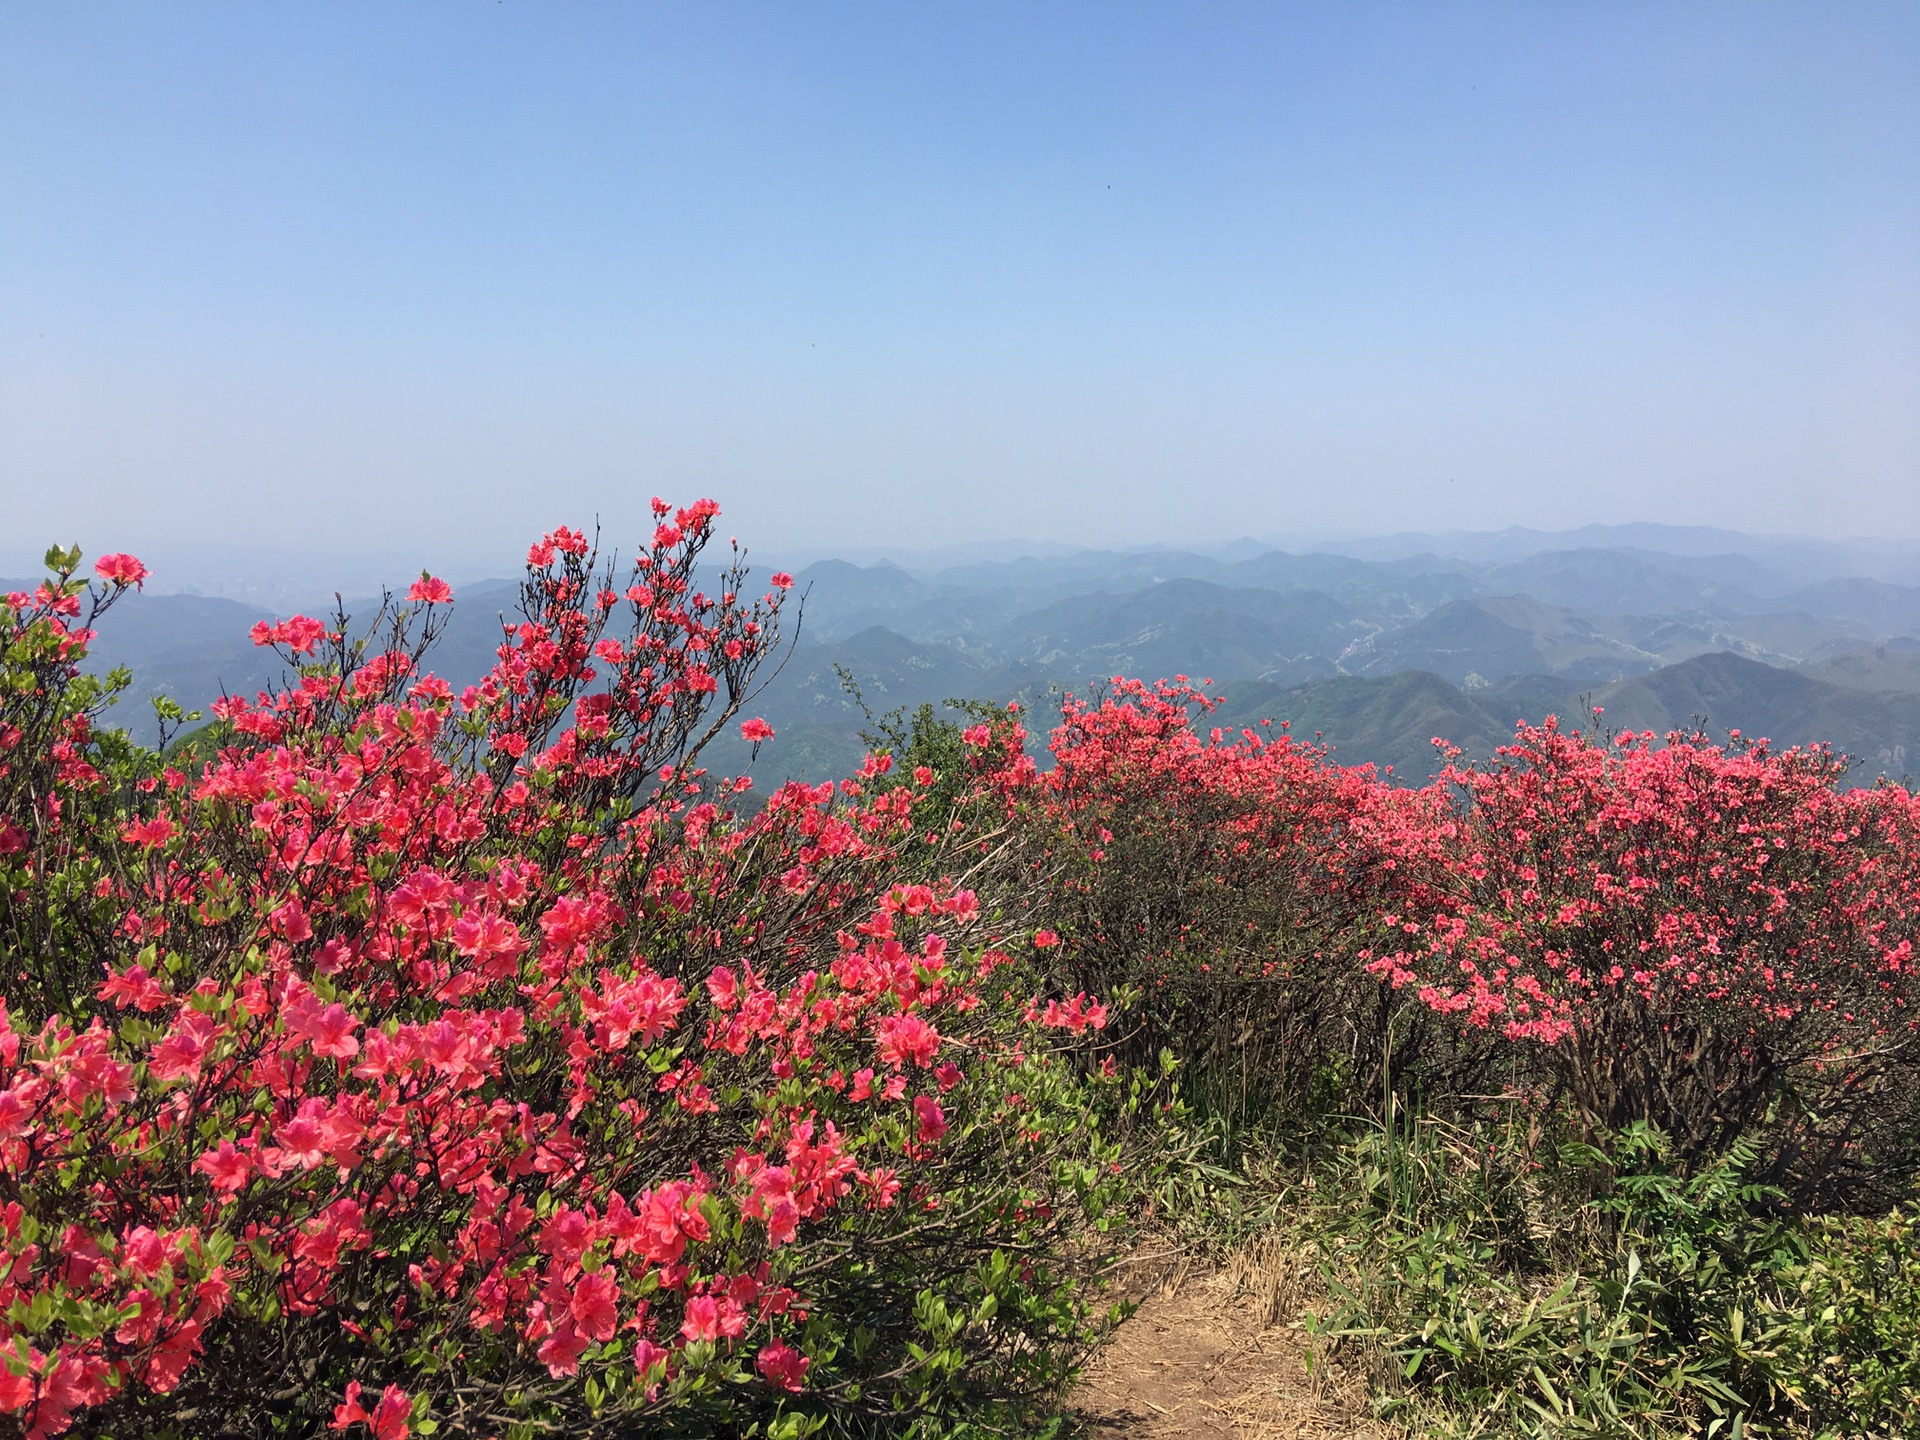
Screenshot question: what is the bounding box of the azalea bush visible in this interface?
[1007,677,1920,1198]
[1032,678,1458,1141]
[1367,719,1920,1203]
[0,508,1150,1440]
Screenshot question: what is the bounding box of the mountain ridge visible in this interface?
[22,529,1918,787]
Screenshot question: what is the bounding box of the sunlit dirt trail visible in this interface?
[1073,1265,1391,1440]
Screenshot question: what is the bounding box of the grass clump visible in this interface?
[1235,1113,1920,1439]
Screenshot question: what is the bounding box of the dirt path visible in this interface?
[1072,1258,1391,1440]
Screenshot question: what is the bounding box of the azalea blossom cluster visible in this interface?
[0,513,1135,1439]
[1364,719,1920,1183]
[1034,677,1431,1111]
[1031,678,1920,1195]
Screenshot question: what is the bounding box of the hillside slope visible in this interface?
[1213,653,1919,787]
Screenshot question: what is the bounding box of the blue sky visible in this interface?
[2,2,1916,571]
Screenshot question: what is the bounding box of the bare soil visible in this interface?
[1071,1252,1393,1440]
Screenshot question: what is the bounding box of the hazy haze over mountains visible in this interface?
[36,520,1920,790]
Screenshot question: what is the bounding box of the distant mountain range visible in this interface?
[18,521,1920,788]
[1210,652,1920,785]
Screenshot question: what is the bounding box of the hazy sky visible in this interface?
[3,2,1917,573]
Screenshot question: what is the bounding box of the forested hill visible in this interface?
[1208,653,1920,785]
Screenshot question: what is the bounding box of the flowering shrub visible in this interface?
[1029,679,1920,1202]
[0,511,1144,1439]
[1368,719,1920,1201]
[1033,678,1438,1135]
